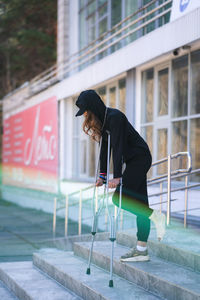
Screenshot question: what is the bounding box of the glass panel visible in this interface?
[158,0,172,26]
[87,0,96,16]
[89,139,96,177]
[97,86,106,104]
[99,17,107,35]
[141,126,153,177]
[125,0,138,16]
[191,50,200,114]
[172,120,187,171]
[119,78,126,113]
[141,68,154,123]
[111,0,121,27]
[81,140,87,174]
[190,118,200,181]
[80,10,87,49]
[172,55,188,117]
[157,128,168,174]
[158,68,168,116]
[142,0,156,35]
[109,87,116,108]
[99,3,107,18]
[98,0,107,7]
[79,0,85,9]
[88,13,96,26]
[124,0,138,44]
[88,25,96,42]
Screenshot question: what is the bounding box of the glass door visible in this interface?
[154,64,170,175]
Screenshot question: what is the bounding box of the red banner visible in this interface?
[2,96,58,192]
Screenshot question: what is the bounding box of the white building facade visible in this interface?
[2,0,200,204]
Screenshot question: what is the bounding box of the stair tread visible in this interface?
[0,261,82,300]
[75,241,200,296]
[0,280,18,299]
[33,249,162,300]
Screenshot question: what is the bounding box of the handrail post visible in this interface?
[78,189,82,235]
[53,197,57,238]
[120,210,123,231]
[160,182,163,213]
[105,208,108,231]
[65,195,69,237]
[167,155,171,225]
[95,187,98,213]
[184,175,188,228]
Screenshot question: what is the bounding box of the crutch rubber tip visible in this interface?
[109,238,116,242]
[109,280,113,287]
[86,268,91,275]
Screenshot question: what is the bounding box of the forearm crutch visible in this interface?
[86,137,105,275]
[105,130,122,287]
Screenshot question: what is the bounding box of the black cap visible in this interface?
[75,91,89,117]
[75,90,106,122]
[75,106,86,117]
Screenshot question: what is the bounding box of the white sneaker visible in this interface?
[120,247,150,262]
[149,210,166,241]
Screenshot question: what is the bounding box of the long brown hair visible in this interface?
[82,111,102,142]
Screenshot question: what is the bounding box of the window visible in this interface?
[78,0,171,66]
[190,118,200,180]
[158,68,168,116]
[172,55,188,118]
[141,68,154,123]
[140,50,200,182]
[191,50,200,115]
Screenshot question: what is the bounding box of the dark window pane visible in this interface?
[141,68,154,123]
[111,0,121,27]
[190,118,200,181]
[191,50,200,114]
[158,68,168,116]
[172,55,188,117]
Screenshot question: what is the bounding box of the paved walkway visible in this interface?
[0,199,91,262]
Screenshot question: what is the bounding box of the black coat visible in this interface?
[75,89,151,178]
[100,107,152,178]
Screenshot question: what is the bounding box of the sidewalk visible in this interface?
[0,199,91,262]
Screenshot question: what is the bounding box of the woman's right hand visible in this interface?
[96,178,104,187]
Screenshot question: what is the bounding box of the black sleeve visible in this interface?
[100,132,110,174]
[110,114,126,178]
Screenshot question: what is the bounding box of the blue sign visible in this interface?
[179,0,190,12]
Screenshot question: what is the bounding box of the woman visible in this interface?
[75,89,165,262]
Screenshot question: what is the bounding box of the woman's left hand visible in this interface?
[108,178,121,188]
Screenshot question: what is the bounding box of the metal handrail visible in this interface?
[31,0,169,86]
[56,2,171,77]
[149,152,192,184]
[52,151,196,236]
[4,0,172,102]
[148,168,200,186]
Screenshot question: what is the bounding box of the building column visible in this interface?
[126,68,136,126]
[57,0,70,80]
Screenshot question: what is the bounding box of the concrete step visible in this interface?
[0,279,18,299]
[116,228,200,272]
[0,261,82,300]
[73,241,200,300]
[33,248,162,300]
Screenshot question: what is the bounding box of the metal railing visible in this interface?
[52,151,200,237]
[147,152,192,225]
[4,0,172,104]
